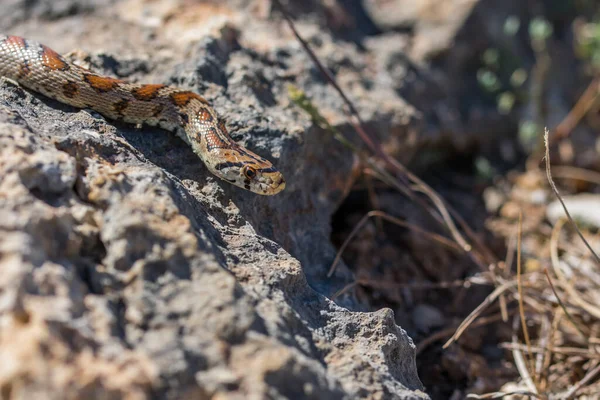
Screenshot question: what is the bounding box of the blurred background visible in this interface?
[1,0,600,399]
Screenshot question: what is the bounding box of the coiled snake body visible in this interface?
[0,35,285,195]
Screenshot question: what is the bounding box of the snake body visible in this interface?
[0,35,285,195]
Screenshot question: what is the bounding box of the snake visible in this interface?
[0,35,285,195]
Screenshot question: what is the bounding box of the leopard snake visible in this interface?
[0,35,285,195]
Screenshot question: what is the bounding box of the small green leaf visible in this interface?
[504,16,521,36]
[477,69,501,92]
[519,120,540,149]
[510,68,528,87]
[497,92,516,114]
[482,48,500,66]
[475,156,495,180]
[529,18,553,42]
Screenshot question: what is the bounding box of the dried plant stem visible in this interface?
[551,165,600,186]
[443,280,518,348]
[562,361,600,399]
[550,218,600,321]
[501,342,600,358]
[516,212,536,383]
[512,328,538,395]
[466,391,543,399]
[552,77,600,140]
[543,267,588,340]
[327,210,463,277]
[274,0,497,269]
[364,173,383,233]
[418,311,515,355]
[544,128,600,264]
[331,275,492,301]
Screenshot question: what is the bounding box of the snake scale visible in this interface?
[0,35,285,195]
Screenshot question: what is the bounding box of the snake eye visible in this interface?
[242,165,257,180]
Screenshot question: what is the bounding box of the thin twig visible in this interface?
[552,77,600,141]
[364,172,383,234]
[330,275,493,301]
[499,233,517,322]
[540,312,560,392]
[330,281,358,300]
[501,343,600,358]
[551,165,600,186]
[288,86,471,258]
[327,210,464,277]
[516,211,536,383]
[512,326,538,395]
[417,310,516,355]
[562,360,600,399]
[549,218,600,322]
[274,0,497,269]
[544,267,588,340]
[466,391,543,399]
[443,280,518,348]
[363,276,492,290]
[544,128,600,264]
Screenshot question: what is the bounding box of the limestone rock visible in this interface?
[0,2,427,396]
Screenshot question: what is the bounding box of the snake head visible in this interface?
[185,110,285,195]
[210,153,286,195]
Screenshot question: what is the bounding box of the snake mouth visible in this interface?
[266,175,285,194]
[274,176,286,191]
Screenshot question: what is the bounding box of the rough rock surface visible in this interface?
[0,0,436,399]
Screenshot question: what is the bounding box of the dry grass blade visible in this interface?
[274,0,498,268]
[552,77,600,141]
[287,85,462,245]
[287,86,492,277]
[562,361,600,399]
[512,328,538,395]
[364,173,383,233]
[466,390,543,399]
[541,311,560,392]
[543,267,588,340]
[499,233,517,322]
[443,280,517,348]
[272,0,377,150]
[332,275,493,301]
[330,281,358,300]
[410,184,475,253]
[550,218,600,321]
[327,210,464,277]
[360,276,492,291]
[551,165,600,186]
[544,128,600,264]
[516,211,536,383]
[418,311,515,355]
[501,343,600,358]
[535,317,551,392]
